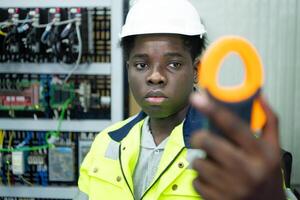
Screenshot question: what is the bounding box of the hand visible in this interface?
[190,93,285,200]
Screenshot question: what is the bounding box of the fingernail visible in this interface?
[191,93,209,108]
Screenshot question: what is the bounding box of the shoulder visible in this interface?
[99,114,139,137]
[103,115,139,134]
[92,114,140,146]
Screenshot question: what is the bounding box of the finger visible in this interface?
[192,158,229,193]
[191,131,244,169]
[193,158,251,199]
[193,178,223,200]
[259,95,280,148]
[190,92,257,152]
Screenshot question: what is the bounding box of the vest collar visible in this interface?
[108,106,204,148]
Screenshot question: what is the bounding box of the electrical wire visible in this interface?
[16,131,33,148]
[33,21,54,29]
[0,98,73,153]
[6,131,14,186]
[0,130,4,148]
[6,168,11,187]
[69,132,73,141]
[54,98,72,134]
[0,18,77,29]
[54,18,77,26]
[0,130,4,185]
[0,19,34,26]
[1,19,35,28]
[15,19,35,24]
[33,19,77,28]
[0,17,80,151]
[8,131,14,148]
[19,175,33,186]
[63,22,82,83]
[0,130,3,185]
[0,30,7,36]
[1,17,82,69]
[0,21,11,27]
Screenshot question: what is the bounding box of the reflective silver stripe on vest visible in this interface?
[186,149,207,169]
[104,140,120,160]
[104,115,139,160]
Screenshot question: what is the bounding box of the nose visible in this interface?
[146,67,166,86]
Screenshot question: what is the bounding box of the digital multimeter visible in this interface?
[198,36,266,133]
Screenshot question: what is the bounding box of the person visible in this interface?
[78,0,286,199]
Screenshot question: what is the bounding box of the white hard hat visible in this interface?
[120,0,206,38]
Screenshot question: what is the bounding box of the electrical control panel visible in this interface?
[0,130,96,186]
[0,0,125,199]
[0,7,111,63]
[0,74,111,119]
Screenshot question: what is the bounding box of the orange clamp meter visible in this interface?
[198,36,266,133]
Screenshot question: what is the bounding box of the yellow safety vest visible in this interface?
[78,108,205,200]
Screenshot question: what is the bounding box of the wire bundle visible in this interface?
[0,97,73,153]
[0,13,83,82]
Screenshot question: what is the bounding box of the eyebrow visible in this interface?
[131,52,184,59]
[164,52,184,58]
[130,54,148,59]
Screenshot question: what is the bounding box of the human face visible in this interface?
[127,34,196,119]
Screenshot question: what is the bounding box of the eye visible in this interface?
[168,62,182,69]
[135,63,148,70]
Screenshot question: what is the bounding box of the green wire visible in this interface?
[0,98,73,153]
[0,145,50,153]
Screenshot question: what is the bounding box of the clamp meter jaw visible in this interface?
[198,36,266,133]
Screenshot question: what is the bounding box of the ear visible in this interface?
[193,59,200,84]
[126,61,130,69]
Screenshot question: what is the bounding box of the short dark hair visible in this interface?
[120,34,207,62]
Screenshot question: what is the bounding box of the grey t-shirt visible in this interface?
[133,117,169,199]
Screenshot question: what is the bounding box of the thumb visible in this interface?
[259,95,280,149]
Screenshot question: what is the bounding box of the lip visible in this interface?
[145,90,167,104]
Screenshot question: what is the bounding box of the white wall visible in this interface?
[190,0,300,184]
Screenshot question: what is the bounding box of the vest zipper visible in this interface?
[140,147,185,200]
[119,144,135,200]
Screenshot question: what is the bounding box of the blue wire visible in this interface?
[17,131,33,148]
[24,131,33,145]
[36,131,48,186]
[40,168,48,186]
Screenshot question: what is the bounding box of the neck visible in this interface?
[149,105,189,145]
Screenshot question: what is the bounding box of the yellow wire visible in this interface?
[7,131,14,187]
[8,131,13,149]
[0,130,2,185]
[0,130,4,148]
[19,175,33,186]
[0,30,7,36]
[0,130,4,185]
[7,170,11,187]
[69,132,72,141]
